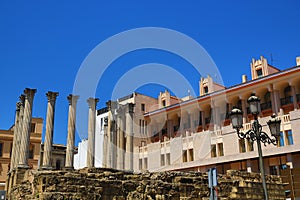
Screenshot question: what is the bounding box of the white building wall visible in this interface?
[74,111,108,169]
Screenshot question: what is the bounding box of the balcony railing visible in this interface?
[261,101,272,111]
[282,114,290,124]
[280,96,293,106]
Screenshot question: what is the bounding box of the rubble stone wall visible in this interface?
[8,168,285,200]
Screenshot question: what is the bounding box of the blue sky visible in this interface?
[0,1,299,145]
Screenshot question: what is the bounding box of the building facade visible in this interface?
[92,56,300,175]
[0,118,43,191]
[140,56,300,174]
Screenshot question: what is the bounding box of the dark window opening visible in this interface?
[257,69,263,78]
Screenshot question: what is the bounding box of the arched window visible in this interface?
[284,86,291,97]
[264,92,271,102]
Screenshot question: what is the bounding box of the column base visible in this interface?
[63,166,74,171]
[41,165,53,170]
[17,164,31,169]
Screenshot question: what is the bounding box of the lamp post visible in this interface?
[230,94,281,200]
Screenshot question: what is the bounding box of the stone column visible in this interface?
[18,88,36,168]
[117,107,125,170]
[10,100,21,171]
[12,95,25,169]
[42,91,59,169]
[102,116,108,168]
[64,94,79,169]
[125,103,134,171]
[86,98,99,168]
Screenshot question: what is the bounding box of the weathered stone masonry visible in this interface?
[9,168,285,200]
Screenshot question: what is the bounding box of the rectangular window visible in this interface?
[139,120,142,134]
[211,144,217,158]
[278,132,284,147]
[144,158,148,169]
[247,139,254,151]
[257,69,263,78]
[218,143,224,156]
[0,143,3,157]
[269,165,278,175]
[139,159,142,170]
[100,118,103,130]
[166,153,170,165]
[141,103,145,112]
[30,123,36,133]
[239,139,246,153]
[161,154,165,166]
[162,100,166,107]
[29,144,34,159]
[188,149,194,161]
[10,143,13,158]
[182,150,187,162]
[204,86,208,94]
[285,130,294,145]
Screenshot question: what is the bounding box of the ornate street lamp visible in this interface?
[230,94,281,200]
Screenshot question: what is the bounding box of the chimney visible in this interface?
[296,56,300,66]
[242,75,247,83]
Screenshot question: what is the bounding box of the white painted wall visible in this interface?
[74,111,108,169]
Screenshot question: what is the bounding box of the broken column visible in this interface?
[42,91,59,169]
[18,88,36,168]
[64,94,79,169]
[86,98,99,168]
[125,103,134,171]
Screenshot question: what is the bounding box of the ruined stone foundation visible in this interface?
[8,168,285,200]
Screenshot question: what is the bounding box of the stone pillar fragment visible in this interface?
[86,98,99,168]
[18,88,36,168]
[64,94,79,169]
[125,103,134,171]
[42,91,59,169]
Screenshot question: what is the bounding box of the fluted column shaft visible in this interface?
[125,103,134,171]
[106,101,112,168]
[42,91,59,169]
[86,98,99,168]
[102,117,108,168]
[117,108,125,170]
[18,88,36,168]
[65,95,79,169]
[13,95,25,169]
[10,97,23,171]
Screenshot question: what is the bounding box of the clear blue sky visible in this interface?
[0,1,299,145]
